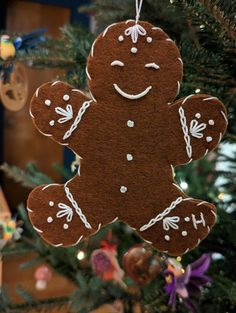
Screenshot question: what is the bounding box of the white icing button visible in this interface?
[184,217,190,222]
[45,99,51,106]
[208,119,214,125]
[47,216,53,223]
[120,186,127,193]
[206,136,213,142]
[147,37,152,43]
[165,235,170,241]
[63,94,70,101]
[195,113,201,119]
[127,120,134,128]
[118,35,124,42]
[49,120,55,126]
[182,231,188,237]
[49,201,54,207]
[131,47,137,54]
[63,223,69,230]
[126,154,133,161]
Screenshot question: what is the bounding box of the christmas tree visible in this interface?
[1,1,236,312]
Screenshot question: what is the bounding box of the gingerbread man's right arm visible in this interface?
[30,81,93,154]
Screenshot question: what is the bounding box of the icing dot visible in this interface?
[118,35,124,42]
[126,154,133,161]
[45,99,51,106]
[195,113,201,119]
[127,120,134,128]
[49,120,55,126]
[63,94,70,101]
[47,216,53,223]
[63,223,69,230]
[208,119,214,125]
[120,186,127,193]
[147,37,152,43]
[131,47,137,54]
[206,136,213,142]
[184,217,190,222]
[182,231,188,237]
[165,235,170,241]
[49,201,54,207]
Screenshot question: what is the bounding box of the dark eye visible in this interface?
[145,63,160,70]
[111,60,124,67]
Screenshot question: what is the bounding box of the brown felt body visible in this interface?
[27,21,227,256]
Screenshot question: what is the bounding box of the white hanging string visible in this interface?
[135,0,144,23]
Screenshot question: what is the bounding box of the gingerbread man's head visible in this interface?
[87,21,183,108]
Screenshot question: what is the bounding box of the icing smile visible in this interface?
[113,83,152,100]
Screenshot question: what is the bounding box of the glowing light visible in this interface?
[218,192,225,200]
[170,0,174,3]
[180,181,188,190]
[200,24,205,29]
[176,256,182,262]
[77,251,85,260]
[195,88,201,93]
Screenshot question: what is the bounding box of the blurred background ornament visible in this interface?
[123,244,162,285]
[164,254,211,313]
[34,264,52,290]
[0,63,28,111]
[0,35,16,61]
[90,299,124,313]
[91,231,124,284]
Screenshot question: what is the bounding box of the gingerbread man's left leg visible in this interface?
[136,185,216,256]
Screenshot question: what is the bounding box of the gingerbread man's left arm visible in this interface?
[167,94,227,166]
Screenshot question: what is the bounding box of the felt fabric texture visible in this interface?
[27,20,228,256]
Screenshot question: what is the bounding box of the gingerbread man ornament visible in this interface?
[28,20,227,256]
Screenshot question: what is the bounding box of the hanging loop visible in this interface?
[135,0,144,24]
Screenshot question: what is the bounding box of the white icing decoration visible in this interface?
[51,81,60,86]
[111,60,124,67]
[63,223,69,230]
[113,84,152,100]
[146,37,152,43]
[192,212,206,229]
[182,231,188,237]
[35,87,39,97]
[163,216,180,231]
[118,35,124,42]
[63,100,92,140]
[184,217,190,222]
[57,203,73,222]
[102,23,117,37]
[195,113,201,119]
[120,186,127,193]
[203,97,217,101]
[190,119,207,138]
[124,24,146,43]
[145,63,160,70]
[166,38,173,42]
[49,201,54,207]
[45,99,51,106]
[178,106,192,158]
[178,57,183,65]
[49,120,55,126]
[221,111,228,124]
[208,119,214,125]
[127,120,134,127]
[182,94,194,104]
[126,154,133,161]
[165,235,170,241]
[47,216,53,223]
[131,47,138,54]
[63,94,70,101]
[64,185,92,229]
[86,66,91,80]
[206,136,213,142]
[140,197,183,231]
[177,81,180,95]
[55,104,73,124]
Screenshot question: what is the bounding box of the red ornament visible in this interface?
[34,265,52,290]
[123,244,162,285]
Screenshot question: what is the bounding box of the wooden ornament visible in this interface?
[0,63,28,111]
